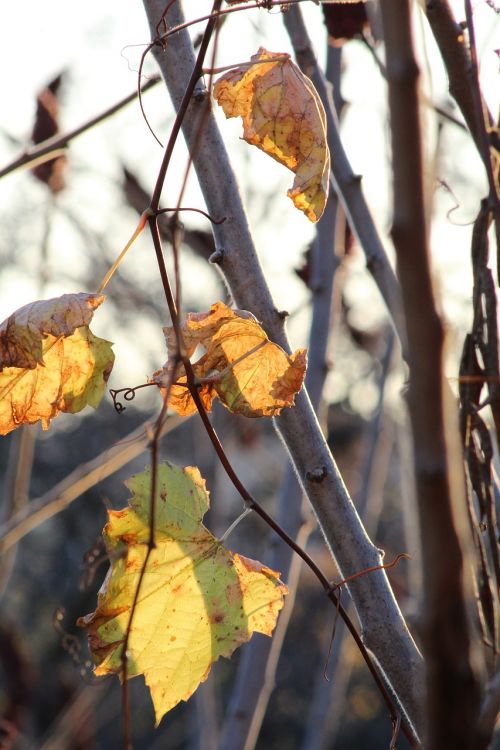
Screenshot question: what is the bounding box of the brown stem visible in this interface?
[149,0,223,211]
[425,0,496,151]
[380,1,482,747]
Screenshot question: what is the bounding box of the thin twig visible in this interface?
[424,0,497,150]
[0,414,186,554]
[0,77,161,180]
[119,5,225,746]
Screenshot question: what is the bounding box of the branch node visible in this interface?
[193,84,208,103]
[306,465,328,483]
[209,247,224,264]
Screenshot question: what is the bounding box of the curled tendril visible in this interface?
[53,608,103,684]
[80,537,108,591]
[110,383,154,413]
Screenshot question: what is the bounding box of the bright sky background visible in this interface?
[0,0,498,411]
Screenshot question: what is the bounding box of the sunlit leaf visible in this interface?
[152,301,307,417]
[213,47,330,222]
[78,463,287,725]
[0,293,114,434]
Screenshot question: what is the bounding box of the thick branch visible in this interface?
[142,0,424,738]
[282,7,408,360]
[424,0,495,154]
[220,183,339,750]
[425,1,500,284]
[380,2,482,748]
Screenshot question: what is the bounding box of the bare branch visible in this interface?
[380,1,482,747]
[220,182,340,750]
[0,414,187,554]
[282,6,408,359]
[0,77,161,180]
[141,0,424,740]
[424,0,497,153]
[425,1,500,282]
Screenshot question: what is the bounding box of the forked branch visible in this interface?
[141,0,424,740]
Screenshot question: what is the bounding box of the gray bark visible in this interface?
[141,0,424,739]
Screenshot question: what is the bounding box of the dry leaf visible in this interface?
[323,3,369,46]
[78,463,287,725]
[31,73,66,193]
[213,47,330,222]
[152,301,307,418]
[0,293,114,434]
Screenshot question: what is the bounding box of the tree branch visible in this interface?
[0,414,186,554]
[219,182,340,750]
[424,0,496,153]
[141,0,424,739]
[282,6,408,360]
[0,426,36,594]
[0,77,161,180]
[380,2,482,747]
[424,1,500,283]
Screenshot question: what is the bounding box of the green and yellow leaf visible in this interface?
[0,293,114,434]
[213,47,330,222]
[78,463,287,725]
[152,301,307,418]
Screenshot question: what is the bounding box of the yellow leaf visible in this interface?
[213,47,330,222]
[152,301,307,417]
[0,293,114,434]
[77,463,287,725]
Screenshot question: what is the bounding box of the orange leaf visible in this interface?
[0,293,114,434]
[0,293,105,371]
[152,302,307,418]
[213,47,330,222]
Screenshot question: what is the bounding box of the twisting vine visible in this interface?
[106,2,419,748]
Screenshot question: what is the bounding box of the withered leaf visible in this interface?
[0,293,114,434]
[152,301,307,418]
[323,2,369,46]
[31,72,66,193]
[213,47,330,222]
